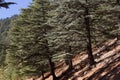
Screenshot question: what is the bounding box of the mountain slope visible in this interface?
[29,38,120,80]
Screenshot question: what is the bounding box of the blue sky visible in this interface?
[0,0,32,19]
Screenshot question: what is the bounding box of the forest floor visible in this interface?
[29,38,120,80]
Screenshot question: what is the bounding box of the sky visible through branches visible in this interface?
[0,0,32,19]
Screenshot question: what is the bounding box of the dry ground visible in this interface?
[28,38,120,80]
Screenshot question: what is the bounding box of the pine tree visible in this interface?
[49,0,120,66]
[6,0,57,79]
[49,0,95,66]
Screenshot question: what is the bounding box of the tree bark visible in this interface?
[68,58,73,70]
[41,70,45,80]
[84,0,96,65]
[116,0,120,5]
[48,57,57,80]
[68,46,73,70]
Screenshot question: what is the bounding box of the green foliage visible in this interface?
[6,0,56,79]
[0,15,18,80]
[0,45,6,66]
[0,15,17,44]
[1,0,120,79]
[50,0,120,48]
[46,0,120,66]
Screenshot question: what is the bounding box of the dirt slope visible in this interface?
[29,38,120,80]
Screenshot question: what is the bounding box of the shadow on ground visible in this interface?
[56,51,120,80]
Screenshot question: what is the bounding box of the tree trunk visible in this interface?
[65,46,73,70]
[48,57,57,80]
[68,46,73,70]
[41,70,45,80]
[84,0,96,65]
[45,40,57,80]
[116,0,120,5]
[68,58,73,70]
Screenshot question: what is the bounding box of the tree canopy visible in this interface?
[0,0,120,80]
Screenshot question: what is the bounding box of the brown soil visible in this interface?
[29,38,120,80]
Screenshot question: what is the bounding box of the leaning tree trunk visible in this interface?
[48,57,57,80]
[84,0,96,65]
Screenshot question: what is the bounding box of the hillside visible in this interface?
[0,15,18,66]
[0,15,17,44]
[27,38,120,80]
[1,0,120,80]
